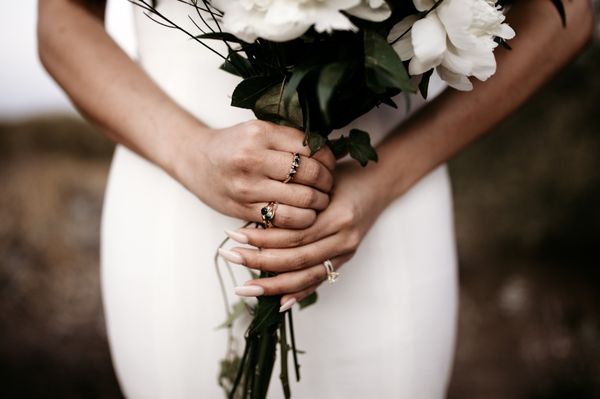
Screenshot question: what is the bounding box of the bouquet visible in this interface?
[129,0,565,397]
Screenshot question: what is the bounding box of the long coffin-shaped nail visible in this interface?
[279,298,297,313]
[234,285,264,297]
[225,229,249,244]
[218,248,244,265]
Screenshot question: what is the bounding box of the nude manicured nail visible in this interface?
[225,229,249,244]
[218,248,244,265]
[234,285,264,297]
[279,298,297,313]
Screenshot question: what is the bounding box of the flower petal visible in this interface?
[437,65,473,91]
[346,0,392,22]
[412,0,436,12]
[411,14,446,69]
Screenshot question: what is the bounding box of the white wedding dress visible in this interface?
[101,2,458,398]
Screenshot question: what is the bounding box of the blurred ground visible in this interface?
[0,47,599,399]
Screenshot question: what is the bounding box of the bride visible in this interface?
[38,0,593,397]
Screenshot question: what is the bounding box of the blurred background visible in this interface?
[1,1,599,398]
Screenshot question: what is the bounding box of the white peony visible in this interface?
[390,0,515,91]
[212,0,391,43]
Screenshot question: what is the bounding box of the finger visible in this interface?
[265,125,336,172]
[265,125,311,156]
[239,255,348,298]
[246,203,316,229]
[232,232,351,272]
[251,179,330,211]
[264,150,333,193]
[235,209,338,248]
[311,145,336,173]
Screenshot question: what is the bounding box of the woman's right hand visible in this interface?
[173,119,336,229]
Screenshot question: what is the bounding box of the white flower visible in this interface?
[390,0,515,91]
[212,0,391,42]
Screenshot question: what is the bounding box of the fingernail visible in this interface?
[218,248,244,265]
[234,285,264,297]
[279,298,297,313]
[225,229,249,244]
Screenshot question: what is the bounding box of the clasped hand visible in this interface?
[195,121,386,310]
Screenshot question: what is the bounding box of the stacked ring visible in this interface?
[261,201,278,228]
[260,153,300,227]
[323,259,340,284]
[283,153,301,184]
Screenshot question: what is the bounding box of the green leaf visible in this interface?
[216,300,248,330]
[254,83,304,128]
[231,75,281,109]
[298,292,318,310]
[220,49,253,78]
[317,62,347,124]
[303,131,327,155]
[329,136,350,159]
[282,63,319,109]
[348,129,378,166]
[419,68,434,99]
[364,29,415,94]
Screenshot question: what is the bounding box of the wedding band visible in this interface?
[283,153,301,184]
[323,259,340,284]
[260,201,278,228]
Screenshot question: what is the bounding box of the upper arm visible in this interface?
[37,0,107,64]
[38,0,107,25]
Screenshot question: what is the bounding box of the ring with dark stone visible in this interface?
[261,201,277,228]
[283,153,301,184]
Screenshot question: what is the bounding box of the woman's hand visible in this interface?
[218,160,392,307]
[37,1,335,230]
[175,119,336,229]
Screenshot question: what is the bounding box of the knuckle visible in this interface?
[244,120,267,139]
[232,178,252,199]
[231,148,259,173]
[292,253,308,270]
[303,162,322,183]
[345,229,362,252]
[301,271,315,286]
[288,231,306,247]
[338,206,357,229]
[299,189,318,208]
[322,171,334,192]
[316,146,336,171]
[310,267,325,285]
[275,209,293,227]
[248,254,267,271]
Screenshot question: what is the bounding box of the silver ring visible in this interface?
[283,153,301,184]
[323,259,340,284]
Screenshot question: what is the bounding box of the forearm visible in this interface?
[373,0,594,205]
[37,0,205,175]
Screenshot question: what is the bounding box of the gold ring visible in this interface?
[323,259,339,284]
[260,201,278,228]
[283,153,301,184]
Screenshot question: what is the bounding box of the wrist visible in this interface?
[161,112,213,185]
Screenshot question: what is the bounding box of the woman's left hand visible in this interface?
[219,160,392,308]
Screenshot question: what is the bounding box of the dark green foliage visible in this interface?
[298,292,318,310]
[364,29,414,94]
[330,129,379,166]
[231,76,282,109]
[419,68,434,99]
